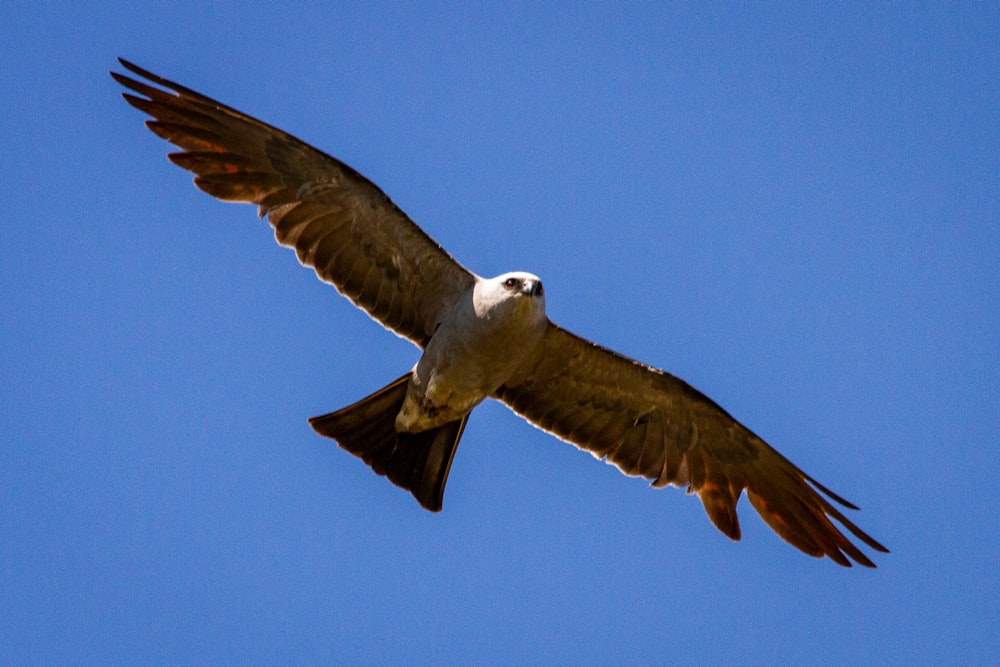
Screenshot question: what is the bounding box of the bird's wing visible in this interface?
[495,323,888,567]
[112,59,474,347]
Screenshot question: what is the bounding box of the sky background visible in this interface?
[2,2,998,664]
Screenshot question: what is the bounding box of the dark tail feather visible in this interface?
[308,374,469,512]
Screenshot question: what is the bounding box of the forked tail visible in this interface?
[308,374,469,512]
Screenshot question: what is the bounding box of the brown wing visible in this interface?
[112,59,474,347]
[495,323,888,567]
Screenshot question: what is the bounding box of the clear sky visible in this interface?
[2,3,997,664]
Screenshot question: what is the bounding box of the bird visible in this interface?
[112,58,888,567]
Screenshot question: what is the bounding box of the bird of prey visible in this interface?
[112,58,888,567]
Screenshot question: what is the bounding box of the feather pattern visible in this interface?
[112,58,473,347]
[496,324,888,567]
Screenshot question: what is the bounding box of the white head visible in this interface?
[474,271,546,320]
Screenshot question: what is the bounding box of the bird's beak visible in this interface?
[527,280,544,297]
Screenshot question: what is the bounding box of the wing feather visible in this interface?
[113,59,474,346]
[496,323,888,567]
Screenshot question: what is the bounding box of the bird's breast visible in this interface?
[396,294,546,432]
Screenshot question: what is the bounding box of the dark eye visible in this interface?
[503,278,519,290]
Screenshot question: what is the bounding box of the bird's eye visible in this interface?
[503,278,519,290]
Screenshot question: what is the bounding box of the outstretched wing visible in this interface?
[112,59,474,347]
[495,323,888,567]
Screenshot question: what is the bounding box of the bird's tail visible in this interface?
[308,374,469,512]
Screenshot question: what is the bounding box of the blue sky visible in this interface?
[2,2,997,664]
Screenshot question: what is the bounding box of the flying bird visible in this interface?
[112,58,888,567]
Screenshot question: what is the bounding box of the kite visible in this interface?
[113,59,888,567]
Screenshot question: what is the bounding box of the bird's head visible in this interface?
[475,272,546,321]
[497,272,544,298]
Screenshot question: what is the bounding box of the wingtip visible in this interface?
[113,57,134,77]
[872,540,891,555]
[112,58,190,98]
[115,57,145,78]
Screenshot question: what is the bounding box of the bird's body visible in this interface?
[399,272,547,433]
[113,59,888,567]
